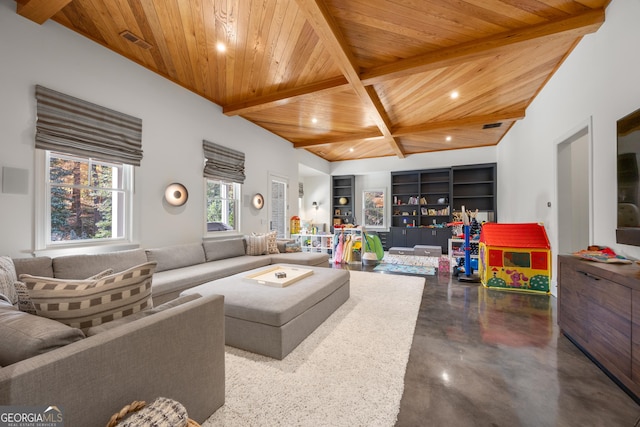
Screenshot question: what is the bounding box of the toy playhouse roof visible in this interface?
[479,223,550,249]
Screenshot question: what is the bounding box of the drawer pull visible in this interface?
[578,271,600,280]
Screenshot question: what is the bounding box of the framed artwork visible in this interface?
[363,189,386,228]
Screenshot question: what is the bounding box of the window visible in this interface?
[44,151,132,245]
[504,251,531,268]
[206,179,240,232]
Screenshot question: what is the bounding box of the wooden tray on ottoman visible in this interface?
[244,265,313,287]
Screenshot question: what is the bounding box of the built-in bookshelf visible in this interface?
[331,175,355,232]
[391,168,451,228]
[451,163,497,221]
[389,163,497,251]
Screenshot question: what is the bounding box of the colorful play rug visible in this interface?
[373,263,435,276]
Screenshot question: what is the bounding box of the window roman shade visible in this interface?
[203,140,245,184]
[35,85,143,166]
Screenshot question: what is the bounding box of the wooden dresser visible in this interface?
[558,255,640,400]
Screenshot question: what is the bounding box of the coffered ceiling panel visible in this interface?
[14,0,610,161]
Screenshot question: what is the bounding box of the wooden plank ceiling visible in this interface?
[15,0,609,162]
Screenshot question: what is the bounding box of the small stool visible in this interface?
[107,398,200,427]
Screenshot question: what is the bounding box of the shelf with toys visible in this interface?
[448,208,482,274]
[292,233,334,255]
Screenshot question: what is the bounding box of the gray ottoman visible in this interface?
[181,264,350,359]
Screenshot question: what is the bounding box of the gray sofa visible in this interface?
[0,236,329,426]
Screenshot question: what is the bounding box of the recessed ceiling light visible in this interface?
[349,148,354,152]
[216,42,226,53]
[311,117,318,124]
[450,91,459,99]
[446,136,452,142]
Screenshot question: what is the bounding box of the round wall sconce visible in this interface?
[165,183,188,206]
[252,193,265,209]
[338,197,348,205]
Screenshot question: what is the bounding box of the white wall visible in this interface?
[0,1,309,257]
[331,146,496,176]
[497,0,640,289]
[300,174,331,230]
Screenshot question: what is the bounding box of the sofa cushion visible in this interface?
[276,238,295,253]
[12,256,54,278]
[20,261,156,330]
[0,302,85,366]
[245,234,268,256]
[203,238,246,262]
[151,255,272,301]
[52,248,148,279]
[146,243,206,273]
[285,242,302,253]
[0,256,18,304]
[84,293,201,336]
[269,251,330,266]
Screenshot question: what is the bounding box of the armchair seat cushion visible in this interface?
[0,300,85,366]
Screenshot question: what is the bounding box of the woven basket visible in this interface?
[107,400,201,427]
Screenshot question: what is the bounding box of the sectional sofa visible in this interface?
[0,236,329,426]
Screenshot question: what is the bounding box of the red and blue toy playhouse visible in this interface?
[478,223,551,294]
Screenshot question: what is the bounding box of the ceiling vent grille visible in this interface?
[482,122,502,129]
[119,30,152,50]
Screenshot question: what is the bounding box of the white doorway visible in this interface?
[557,123,591,255]
[269,174,288,238]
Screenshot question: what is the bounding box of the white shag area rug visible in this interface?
[203,270,425,427]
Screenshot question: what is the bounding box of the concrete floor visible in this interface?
[333,262,640,426]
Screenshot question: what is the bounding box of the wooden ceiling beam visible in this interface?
[16,0,72,25]
[361,8,605,86]
[295,0,406,158]
[226,6,601,151]
[223,76,349,116]
[292,130,384,148]
[392,110,527,136]
[292,111,526,148]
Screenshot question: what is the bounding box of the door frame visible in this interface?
[554,117,593,289]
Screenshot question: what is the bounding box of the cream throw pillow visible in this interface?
[20,262,156,331]
[14,269,113,316]
[247,231,278,255]
[0,270,17,305]
[245,234,268,256]
[265,231,279,254]
[14,281,37,315]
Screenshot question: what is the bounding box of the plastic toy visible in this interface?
[478,222,551,293]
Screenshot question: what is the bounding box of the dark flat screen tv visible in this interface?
[616,107,640,246]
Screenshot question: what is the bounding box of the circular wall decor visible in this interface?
[164,183,188,206]
[252,193,265,209]
[339,197,348,205]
